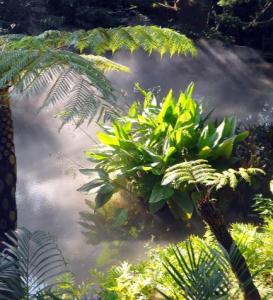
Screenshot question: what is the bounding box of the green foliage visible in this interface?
[80,83,250,218]
[162,241,230,300]
[0,26,196,127]
[253,194,273,219]
[0,228,67,299]
[163,159,264,191]
[89,220,273,299]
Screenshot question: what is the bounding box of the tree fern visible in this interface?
[162,159,265,191]
[0,26,196,126]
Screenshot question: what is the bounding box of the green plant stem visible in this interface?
[197,195,261,300]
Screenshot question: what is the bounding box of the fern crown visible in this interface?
[0,26,196,127]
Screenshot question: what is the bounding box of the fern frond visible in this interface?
[3,26,197,57]
[0,26,196,126]
[162,160,265,191]
[80,54,130,73]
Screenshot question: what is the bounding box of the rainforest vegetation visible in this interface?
[0,1,273,300]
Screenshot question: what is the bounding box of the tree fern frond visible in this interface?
[3,26,197,58]
[0,26,196,126]
[80,54,130,73]
[162,160,265,191]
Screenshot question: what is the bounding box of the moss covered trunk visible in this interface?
[198,195,261,300]
[0,88,17,252]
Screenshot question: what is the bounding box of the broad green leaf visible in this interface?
[157,89,174,123]
[79,168,107,179]
[113,208,128,226]
[99,184,115,194]
[173,191,194,219]
[234,131,249,143]
[214,137,235,159]
[95,191,113,209]
[164,146,176,162]
[149,182,174,204]
[113,121,129,139]
[77,179,105,194]
[197,146,212,159]
[184,82,195,98]
[128,102,138,118]
[97,132,119,146]
[149,199,167,214]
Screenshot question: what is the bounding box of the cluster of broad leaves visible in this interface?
[79,83,252,220]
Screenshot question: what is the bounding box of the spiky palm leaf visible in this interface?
[162,159,264,191]
[161,239,230,300]
[0,26,196,126]
[0,228,66,299]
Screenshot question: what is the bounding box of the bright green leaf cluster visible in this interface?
[80,83,251,218]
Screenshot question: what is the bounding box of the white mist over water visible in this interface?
[13,41,273,279]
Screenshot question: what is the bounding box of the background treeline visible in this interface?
[1,0,273,55]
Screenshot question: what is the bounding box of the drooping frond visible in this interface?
[80,54,130,73]
[4,26,197,57]
[0,26,196,126]
[162,159,265,190]
[0,228,66,299]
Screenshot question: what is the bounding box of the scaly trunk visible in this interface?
[0,88,17,252]
[198,195,261,300]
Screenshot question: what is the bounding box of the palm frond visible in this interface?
[0,228,67,299]
[161,239,230,300]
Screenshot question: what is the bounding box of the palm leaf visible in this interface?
[0,228,66,299]
[161,239,230,300]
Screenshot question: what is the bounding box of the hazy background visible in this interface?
[14,41,273,279]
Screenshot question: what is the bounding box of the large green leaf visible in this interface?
[149,183,174,203]
[95,191,114,209]
[97,132,119,146]
[77,179,105,194]
[173,191,194,219]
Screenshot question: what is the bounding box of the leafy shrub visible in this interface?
[89,220,273,299]
[79,83,249,222]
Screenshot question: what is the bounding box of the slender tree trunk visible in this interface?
[0,88,17,252]
[197,195,261,300]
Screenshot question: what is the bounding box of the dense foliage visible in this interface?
[69,219,273,299]
[0,26,195,127]
[80,83,252,221]
[1,0,272,53]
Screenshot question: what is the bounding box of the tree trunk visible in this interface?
[0,88,17,252]
[197,196,261,300]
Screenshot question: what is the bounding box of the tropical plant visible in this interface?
[161,241,231,300]
[162,160,264,299]
[252,178,273,219]
[79,83,249,222]
[80,84,265,299]
[0,26,196,246]
[0,227,67,299]
[87,220,273,299]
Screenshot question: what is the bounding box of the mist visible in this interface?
[14,40,273,279]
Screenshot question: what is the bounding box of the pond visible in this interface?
[14,41,273,280]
